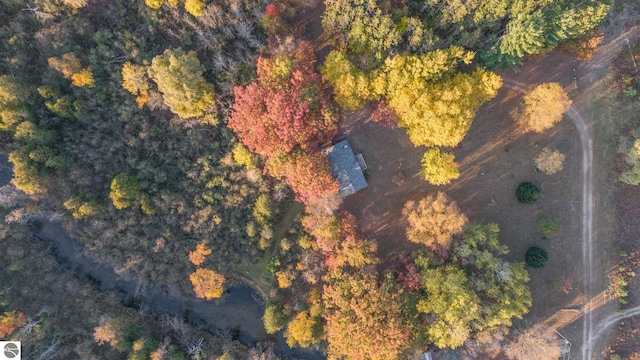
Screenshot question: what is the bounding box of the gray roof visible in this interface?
[325,140,368,197]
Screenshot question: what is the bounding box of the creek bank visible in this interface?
[0,154,323,359]
[37,221,324,359]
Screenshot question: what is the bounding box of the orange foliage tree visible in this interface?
[0,311,26,337]
[266,150,339,204]
[402,191,468,258]
[188,242,212,266]
[323,269,411,359]
[189,268,225,300]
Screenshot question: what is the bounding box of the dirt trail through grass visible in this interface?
[503,78,596,359]
[505,22,640,359]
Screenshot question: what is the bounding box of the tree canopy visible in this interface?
[147,48,215,119]
[403,192,468,258]
[229,42,339,157]
[517,82,572,133]
[420,148,460,185]
[189,268,225,300]
[323,269,412,359]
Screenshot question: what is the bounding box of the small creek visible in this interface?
[0,155,323,360]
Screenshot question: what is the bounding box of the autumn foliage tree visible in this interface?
[420,148,460,185]
[109,173,141,210]
[535,148,565,174]
[323,269,411,359]
[451,224,532,329]
[266,150,339,204]
[0,75,30,130]
[263,302,287,334]
[121,62,150,108]
[0,311,26,337]
[188,242,212,266]
[417,263,481,348]
[402,192,468,257]
[148,48,215,119]
[285,310,323,348]
[229,42,339,157]
[48,52,94,87]
[93,316,126,348]
[373,49,502,148]
[322,47,502,148]
[189,268,225,300]
[321,50,371,110]
[517,83,571,133]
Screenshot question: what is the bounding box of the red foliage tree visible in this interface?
[229,42,339,157]
[265,3,280,17]
[266,150,339,204]
[391,255,421,293]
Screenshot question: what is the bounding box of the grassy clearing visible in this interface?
[237,200,305,297]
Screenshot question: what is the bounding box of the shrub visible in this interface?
[537,218,559,238]
[525,247,549,268]
[516,182,540,203]
[534,148,565,175]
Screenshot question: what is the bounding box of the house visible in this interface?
[324,140,368,197]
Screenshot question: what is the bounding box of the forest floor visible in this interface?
[329,4,640,360]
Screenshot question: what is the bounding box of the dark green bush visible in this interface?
[516,182,540,203]
[525,247,549,268]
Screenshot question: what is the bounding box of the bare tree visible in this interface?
[505,323,560,360]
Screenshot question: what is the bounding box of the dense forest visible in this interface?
[0,0,611,358]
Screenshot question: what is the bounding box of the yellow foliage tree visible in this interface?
[64,196,101,219]
[109,173,141,210]
[184,0,205,16]
[188,242,212,266]
[48,53,94,87]
[402,191,468,257]
[517,82,571,133]
[9,149,45,194]
[0,75,30,130]
[71,68,95,87]
[321,50,371,110]
[420,147,460,185]
[190,268,225,300]
[276,268,295,289]
[232,142,257,169]
[148,48,215,119]
[121,61,150,108]
[145,0,164,8]
[534,147,565,175]
[285,310,323,348]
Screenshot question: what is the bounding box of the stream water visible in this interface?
[0,155,323,359]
